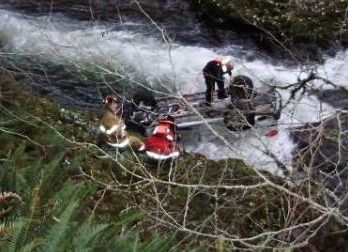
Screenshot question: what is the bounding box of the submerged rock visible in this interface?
[314,88,348,109]
[0,0,192,28]
[291,111,348,206]
[291,111,348,174]
[291,111,348,213]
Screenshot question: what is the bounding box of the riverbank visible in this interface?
[0,70,262,250]
[0,70,172,250]
[1,69,348,250]
[189,0,348,63]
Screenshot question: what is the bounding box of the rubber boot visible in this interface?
[217,89,228,99]
[129,135,145,152]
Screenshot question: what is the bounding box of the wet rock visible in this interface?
[313,88,348,109]
[1,0,191,23]
[290,111,348,213]
[291,112,348,174]
[188,0,348,62]
[291,87,348,176]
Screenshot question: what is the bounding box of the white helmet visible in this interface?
[221,56,233,65]
[221,56,234,72]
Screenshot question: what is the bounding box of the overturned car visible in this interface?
[126,75,282,134]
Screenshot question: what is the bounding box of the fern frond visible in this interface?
[40,184,88,252]
[0,191,22,218]
[72,223,111,252]
[41,201,78,252]
[0,220,16,235]
[20,238,45,252]
[0,192,22,203]
[0,217,27,252]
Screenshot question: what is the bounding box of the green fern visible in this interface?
[41,199,79,252]
[71,223,111,252]
[0,218,16,237]
[0,192,22,217]
[0,77,175,251]
[0,218,27,252]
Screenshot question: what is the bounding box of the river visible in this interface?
[1,7,347,175]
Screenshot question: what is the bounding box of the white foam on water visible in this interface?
[0,9,216,91]
[317,50,348,89]
[1,9,346,175]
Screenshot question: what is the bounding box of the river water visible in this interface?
[1,8,347,175]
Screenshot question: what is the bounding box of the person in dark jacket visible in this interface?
[203,56,234,105]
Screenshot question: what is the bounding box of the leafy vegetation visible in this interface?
[0,71,174,251]
[189,0,348,59]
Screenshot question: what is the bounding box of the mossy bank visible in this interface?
[189,0,348,61]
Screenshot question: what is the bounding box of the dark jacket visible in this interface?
[203,60,232,81]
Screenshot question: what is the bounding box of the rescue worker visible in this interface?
[203,55,234,105]
[144,115,180,160]
[99,94,145,151]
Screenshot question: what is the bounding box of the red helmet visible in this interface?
[103,95,118,104]
[152,116,177,141]
[157,115,176,126]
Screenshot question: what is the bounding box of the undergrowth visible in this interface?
[0,70,174,251]
[1,69,347,251]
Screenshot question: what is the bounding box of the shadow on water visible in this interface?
[0,53,147,113]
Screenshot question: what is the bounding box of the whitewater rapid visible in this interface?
[1,9,346,175]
